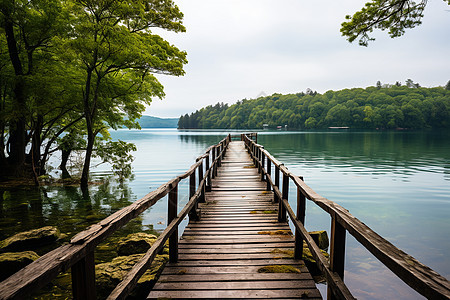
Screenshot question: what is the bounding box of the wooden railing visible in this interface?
[0,135,231,300]
[242,133,450,300]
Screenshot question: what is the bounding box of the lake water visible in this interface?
[1,129,449,299]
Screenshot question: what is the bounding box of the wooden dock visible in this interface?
[148,141,322,299]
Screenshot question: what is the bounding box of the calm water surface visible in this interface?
[0,129,448,299]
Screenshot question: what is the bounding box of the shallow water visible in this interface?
[1,129,448,299]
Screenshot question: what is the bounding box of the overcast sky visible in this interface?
[144,0,450,118]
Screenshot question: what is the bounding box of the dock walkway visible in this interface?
[148,141,321,299]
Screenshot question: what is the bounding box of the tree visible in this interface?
[66,0,187,187]
[445,80,450,91]
[341,0,449,46]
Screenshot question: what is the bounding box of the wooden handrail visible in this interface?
[242,133,450,300]
[0,134,232,300]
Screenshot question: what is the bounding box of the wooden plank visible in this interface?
[160,265,310,275]
[158,273,311,282]
[152,280,316,290]
[178,243,296,249]
[178,247,294,254]
[170,259,306,266]
[148,289,322,299]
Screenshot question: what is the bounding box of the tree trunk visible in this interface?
[4,16,27,176]
[80,69,94,188]
[60,148,72,179]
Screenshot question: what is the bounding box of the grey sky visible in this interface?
[144,0,450,118]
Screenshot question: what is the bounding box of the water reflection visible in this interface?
[259,130,450,180]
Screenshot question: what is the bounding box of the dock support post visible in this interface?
[294,176,306,260]
[206,153,211,192]
[198,159,205,203]
[261,149,265,181]
[266,158,271,191]
[211,147,216,179]
[71,250,96,300]
[279,172,288,222]
[188,172,200,221]
[168,184,178,263]
[328,217,346,300]
[274,165,280,203]
[214,146,219,177]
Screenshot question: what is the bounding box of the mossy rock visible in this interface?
[116,232,158,256]
[95,254,168,299]
[0,226,61,252]
[0,251,39,281]
[309,230,329,250]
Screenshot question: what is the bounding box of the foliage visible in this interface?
[96,140,137,184]
[178,84,450,130]
[341,0,449,46]
[0,0,187,183]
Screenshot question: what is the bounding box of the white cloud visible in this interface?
[145,0,450,117]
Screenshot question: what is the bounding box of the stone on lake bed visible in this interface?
[116,232,158,256]
[0,251,39,281]
[0,226,61,252]
[96,254,168,299]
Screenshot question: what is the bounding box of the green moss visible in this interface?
[0,251,40,280]
[250,210,277,214]
[309,230,329,250]
[271,248,294,257]
[258,230,291,236]
[0,226,61,252]
[258,265,301,273]
[243,165,256,168]
[116,232,158,256]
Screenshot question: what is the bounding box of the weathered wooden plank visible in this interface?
[160,265,310,275]
[152,280,316,290]
[177,253,294,260]
[178,247,294,254]
[158,273,311,282]
[178,242,296,249]
[183,229,291,235]
[170,259,306,266]
[148,289,322,299]
[181,234,292,240]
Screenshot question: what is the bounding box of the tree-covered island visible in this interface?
[178,82,450,130]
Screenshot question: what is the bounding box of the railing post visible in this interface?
[328,217,346,300]
[294,176,306,260]
[266,158,271,191]
[274,165,280,203]
[188,172,200,221]
[198,159,205,203]
[71,250,96,300]
[168,183,178,263]
[278,172,288,222]
[206,152,211,192]
[261,149,265,181]
[211,146,216,179]
[214,146,219,177]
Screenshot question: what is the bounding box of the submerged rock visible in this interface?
[0,251,40,281]
[95,253,169,299]
[0,226,61,252]
[116,232,158,256]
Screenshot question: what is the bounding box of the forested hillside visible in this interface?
[178,85,450,130]
[139,116,178,128]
